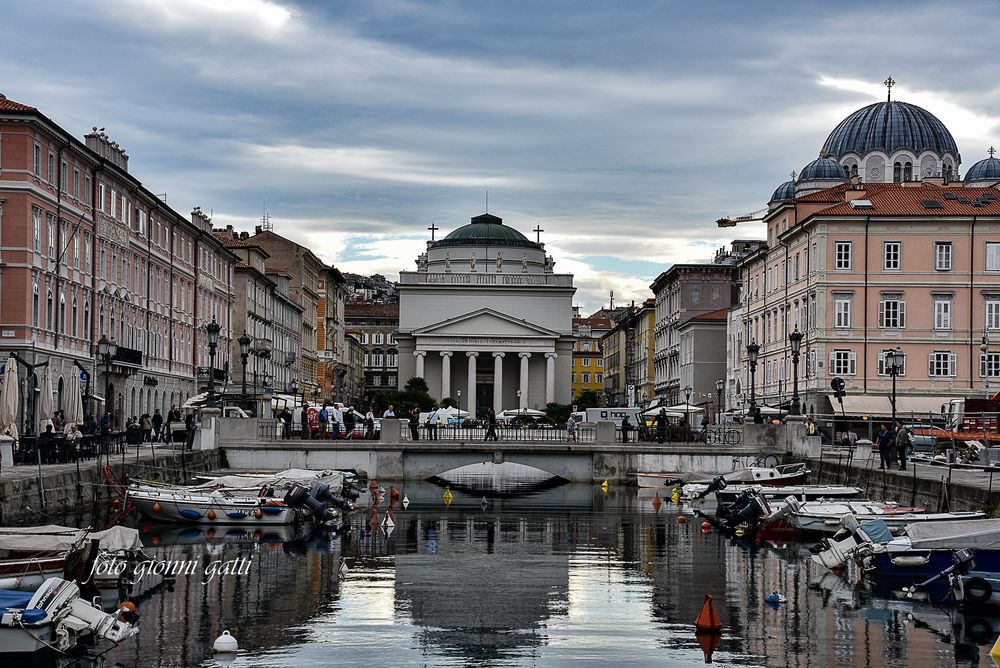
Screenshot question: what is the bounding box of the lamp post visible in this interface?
[886,347,904,430]
[238,333,252,398]
[457,389,462,428]
[97,335,117,426]
[683,384,692,441]
[746,341,760,417]
[715,379,724,425]
[789,327,803,416]
[982,330,991,398]
[206,318,221,408]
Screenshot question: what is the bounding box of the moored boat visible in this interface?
[789,499,985,535]
[128,486,298,525]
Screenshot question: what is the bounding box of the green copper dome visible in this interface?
[433,213,540,249]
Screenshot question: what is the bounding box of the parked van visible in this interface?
[571,407,644,423]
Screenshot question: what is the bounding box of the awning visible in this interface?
[894,396,948,415]
[828,394,893,417]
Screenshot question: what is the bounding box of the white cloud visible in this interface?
[115,0,292,38]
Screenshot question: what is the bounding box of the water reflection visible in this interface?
[9,481,995,667]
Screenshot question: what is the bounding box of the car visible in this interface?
[901,424,980,455]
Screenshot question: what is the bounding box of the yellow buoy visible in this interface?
[443,488,454,505]
[601,480,609,493]
[671,487,680,504]
[990,632,1000,662]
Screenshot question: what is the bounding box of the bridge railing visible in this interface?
[402,424,596,443]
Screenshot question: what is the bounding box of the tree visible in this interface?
[574,389,601,410]
[405,377,429,393]
[440,396,457,408]
[545,402,572,425]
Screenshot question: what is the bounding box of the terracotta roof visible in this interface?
[573,317,614,329]
[690,308,729,322]
[345,303,399,318]
[233,261,251,270]
[795,183,851,203]
[0,94,37,112]
[818,183,1000,217]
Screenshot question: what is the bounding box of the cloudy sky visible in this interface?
[4,1,1000,312]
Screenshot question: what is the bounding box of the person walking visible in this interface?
[281,407,292,439]
[301,403,311,440]
[318,403,330,439]
[344,405,357,438]
[566,415,577,443]
[151,408,163,442]
[426,408,439,440]
[408,407,420,440]
[877,423,896,471]
[140,413,152,443]
[655,408,667,444]
[364,407,376,439]
[621,415,632,443]
[184,411,198,451]
[484,408,499,441]
[895,420,910,470]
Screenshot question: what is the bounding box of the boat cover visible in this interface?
[903,518,1000,550]
[859,519,893,545]
[187,469,346,490]
[0,589,33,610]
[89,526,142,553]
[0,526,88,552]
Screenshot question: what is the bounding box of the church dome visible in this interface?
[434,213,540,249]
[769,180,795,204]
[822,101,959,159]
[796,156,848,183]
[965,150,1000,185]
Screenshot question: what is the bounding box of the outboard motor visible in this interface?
[284,483,346,528]
[695,475,728,500]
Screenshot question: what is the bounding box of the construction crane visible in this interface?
[716,207,768,228]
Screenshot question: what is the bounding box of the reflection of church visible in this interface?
[397,213,576,414]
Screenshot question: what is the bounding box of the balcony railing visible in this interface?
[113,346,143,367]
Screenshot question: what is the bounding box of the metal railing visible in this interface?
[256,419,381,441]
[402,424,596,443]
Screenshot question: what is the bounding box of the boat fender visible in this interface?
[890,555,930,567]
[152,502,162,513]
[207,510,216,521]
[179,509,203,520]
[254,509,263,520]
[213,630,239,653]
[966,576,993,603]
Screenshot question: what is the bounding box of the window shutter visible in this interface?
[928,353,935,376]
[848,351,857,375]
[950,352,957,376]
[982,354,988,378]
[899,301,906,328]
[877,301,885,328]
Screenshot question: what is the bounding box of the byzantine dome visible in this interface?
[769,180,796,204]
[433,213,540,249]
[796,156,848,183]
[964,151,1000,185]
[822,101,959,160]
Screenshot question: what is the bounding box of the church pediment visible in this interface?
[413,308,560,339]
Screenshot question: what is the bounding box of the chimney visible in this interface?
[84,127,129,171]
[255,225,263,235]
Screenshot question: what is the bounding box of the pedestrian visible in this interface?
[319,403,330,439]
[152,408,163,442]
[408,407,420,440]
[621,414,631,443]
[344,405,356,438]
[426,408,438,440]
[184,411,198,451]
[805,416,817,436]
[895,419,910,470]
[300,403,310,440]
[52,410,64,433]
[383,404,396,419]
[364,407,376,439]
[655,408,667,444]
[140,413,152,442]
[566,415,577,443]
[330,403,343,440]
[281,407,292,439]
[877,423,896,470]
[484,408,498,441]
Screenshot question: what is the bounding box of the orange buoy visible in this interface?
[696,628,722,663]
[369,479,378,491]
[390,486,400,500]
[677,515,687,525]
[254,508,263,520]
[651,494,662,511]
[207,510,216,521]
[206,528,216,539]
[254,530,263,541]
[152,502,162,513]
[150,535,160,546]
[112,498,122,509]
[117,601,136,621]
[695,593,722,632]
[701,521,712,532]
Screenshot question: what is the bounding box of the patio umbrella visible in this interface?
[0,357,19,441]
[664,403,706,413]
[499,408,546,418]
[37,366,55,433]
[63,372,84,431]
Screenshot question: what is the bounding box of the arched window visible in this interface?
[944,163,953,182]
[83,300,90,338]
[893,162,902,182]
[32,280,39,327]
[849,164,858,178]
[71,297,78,338]
[59,292,66,333]
[46,289,53,330]
[903,162,912,182]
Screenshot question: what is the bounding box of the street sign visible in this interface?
[80,371,89,381]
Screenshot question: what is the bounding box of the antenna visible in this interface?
[485,190,489,213]
[261,196,272,231]
[610,290,615,310]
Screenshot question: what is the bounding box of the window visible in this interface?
[85,235,91,272]
[878,298,906,328]
[883,242,901,270]
[929,351,957,377]
[363,353,369,367]
[935,242,952,271]
[834,298,851,329]
[582,357,591,367]
[597,359,603,368]
[46,289,53,329]
[835,242,852,270]
[596,373,603,384]
[47,218,55,258]
[830,349,857,375]
[73,169,79,198]
[60,161,67,190]
[84,176,91,204]
[110,190,117,218]
[73,233,80,269]
[83,300,90,337]
[31,279,39,327]
[360,333,369,344]
[32,207,40,251]
[877,350,907,376]
[571,373,576,384]
[983,353,1000,378]
[988,300,1000,331]
[372,375,382,387]
[374,333,384,345]
[47,153,54,183]
[933,299,952,330]
[582,373,591,384]
[71,296,77,337]
[794,253,800,281]
[33,145,40,176]
[988,243,1000,272]
[98,184,106,212]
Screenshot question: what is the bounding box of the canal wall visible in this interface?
[0,449,220,525]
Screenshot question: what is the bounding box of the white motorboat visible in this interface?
[128,486,298,525]
[0,577,138,654]
[639,462,810,490]
[788,499,985,534]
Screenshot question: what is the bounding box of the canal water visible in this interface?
[26,482,1000,666]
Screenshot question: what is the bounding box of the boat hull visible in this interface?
[715,485,863,506]
[129,489,297,525]
[869,550,1000,580]
[793,509,984,535]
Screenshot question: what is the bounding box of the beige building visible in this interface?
[571,316,612,401]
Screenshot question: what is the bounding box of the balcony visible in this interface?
[112,346,143,367]
[197,366,227,382]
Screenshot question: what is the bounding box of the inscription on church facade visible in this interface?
[440,336,522,347]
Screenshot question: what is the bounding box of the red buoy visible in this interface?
[697,628,722,663]
[651,494,662,511]
[695,593,722,632]
[207,510,216,521]
[677,515,687,525]
[701,521,712,532]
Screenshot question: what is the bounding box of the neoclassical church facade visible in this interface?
[396,213,576,415]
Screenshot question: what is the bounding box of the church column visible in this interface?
[545,352,557,404]
[414,351,426,379]
[492,353,505,412]
[440,351,452,399]
[466,352,478,414]
[518,352,531,409]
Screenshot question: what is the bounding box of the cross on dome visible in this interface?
[990,146,996,158]
[884,75,895,101]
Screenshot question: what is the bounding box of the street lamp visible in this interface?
[715,379,724,425]
[886,347,904,430]
[238,332,252,397]
[683,384,692,441]
[788,327,803,416]
[982,330,991,398]
[457,389,463,428]
[746,341,760,417]
[97,335,117,426]
[206,317,221,407]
